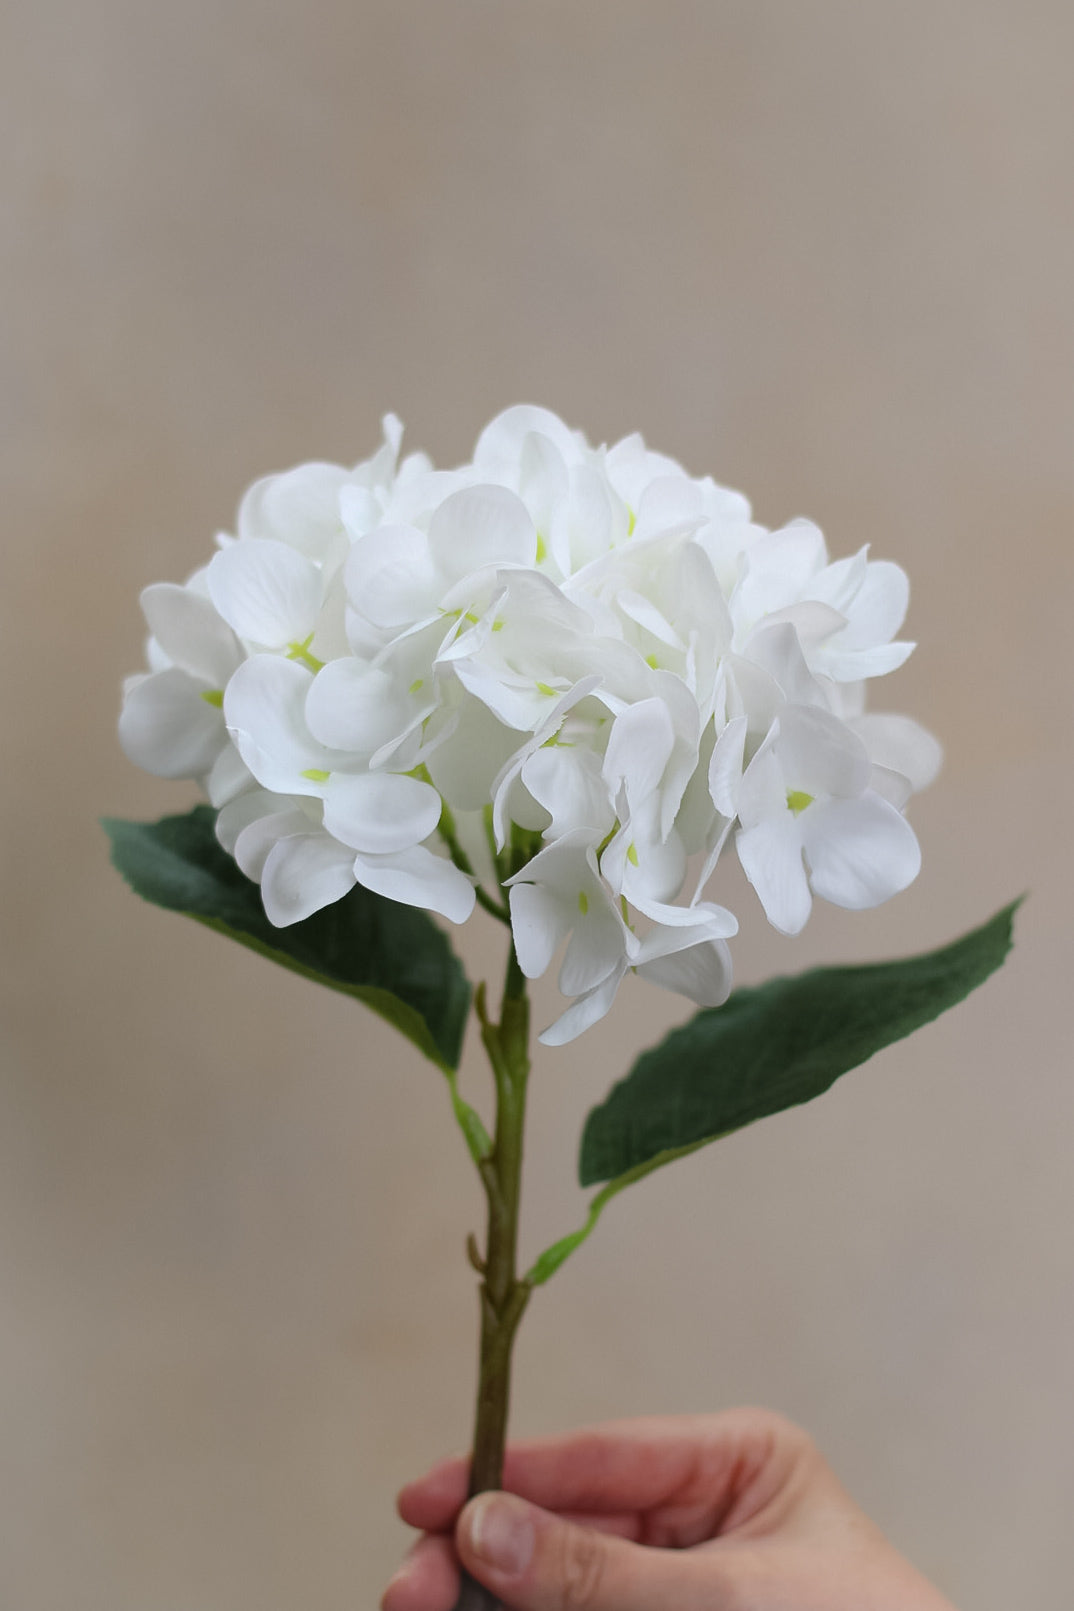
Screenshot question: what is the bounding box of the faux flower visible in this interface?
[119,407,939,1042]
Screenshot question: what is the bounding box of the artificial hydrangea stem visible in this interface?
[453,943,532,1611]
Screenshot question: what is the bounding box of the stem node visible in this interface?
[466,1232,486,1275]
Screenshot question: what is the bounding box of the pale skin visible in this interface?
[383,1408,959,1611]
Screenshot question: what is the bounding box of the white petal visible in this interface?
[848,713,943,792]
[345,524,439,629]
[503,828,602,894]
[674,540,734,656]
[604,434,686,512]
[801,794,921,910]
[537,964,626,1047]
[522,746,615,841]
[237,462,349,559]
[305,658,415,754]
[724,654,782,736]
[631,475,705,542]
[140,583,242,685]
[434,582,507,658]
[741,621,826,707]
[508,882,572,980]
[205,741,254,807]
[474,406,584,476]
[235,809,311,880]
[736,815,813,935]
[216,786,292,855]
[563,463,621,571]
[832,559,909,648]
[635,937,734,1009]
[690,813,736,904]
[616,823,688,908]
[695,512,759,593]
[452,657,564,732]
[602,697,675,807]
[560,905,626,996]
[736,727,787,825]
[707,715,747,818]
[827,678,867,720]
[387,466,475,526]
[261,832,357,925]
[457,565,594,649]
[649,668,703,837]
[616,589,685,649]
[353,845,476,923]
[761,600,847,653]
[734,520,827,622]
[486,674,605,846]
[378,412,404,465]
[207,539,322,647]
[499,775,551,835]
[519,431,571,569]
[338,484,380,541]
[322,772,442,854]
[629,892,737,935]
[224,655,343,794]
[821,641,915,680]
[777,705,871,799]
[427,484,537,583]
[806,546,869,615]
[118,668,224,778]
[426,695,521,811]
[868,765,913,810]
[145,636,171,673]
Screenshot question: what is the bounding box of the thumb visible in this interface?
[456,1491,727,1611]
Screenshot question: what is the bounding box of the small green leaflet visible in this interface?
[103,805,471,1072]
[579,900,1021,1187]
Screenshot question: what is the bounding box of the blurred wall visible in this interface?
[2,3,1071,1606]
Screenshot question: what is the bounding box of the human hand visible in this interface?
[383,1407,958,1610]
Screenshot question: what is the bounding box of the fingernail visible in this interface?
[466,1493,536,1575]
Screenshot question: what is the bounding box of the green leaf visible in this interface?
[103,805,471,1071]
[580,900,1021,1187]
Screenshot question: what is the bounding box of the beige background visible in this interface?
[2,3,1071,1606]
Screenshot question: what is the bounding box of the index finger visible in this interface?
[396,1409,796,1533]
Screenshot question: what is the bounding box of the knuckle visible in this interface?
[734,1404,811,1449]
[555,1526,608,1610]
[734,1406,818,1471]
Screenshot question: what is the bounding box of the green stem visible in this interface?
[453,943,532,1611]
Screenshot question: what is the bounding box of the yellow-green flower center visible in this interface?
[286,634,325,673]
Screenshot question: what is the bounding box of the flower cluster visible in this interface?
[120,406,940,1043]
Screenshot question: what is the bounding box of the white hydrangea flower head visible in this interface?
[120,406,940,1043]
